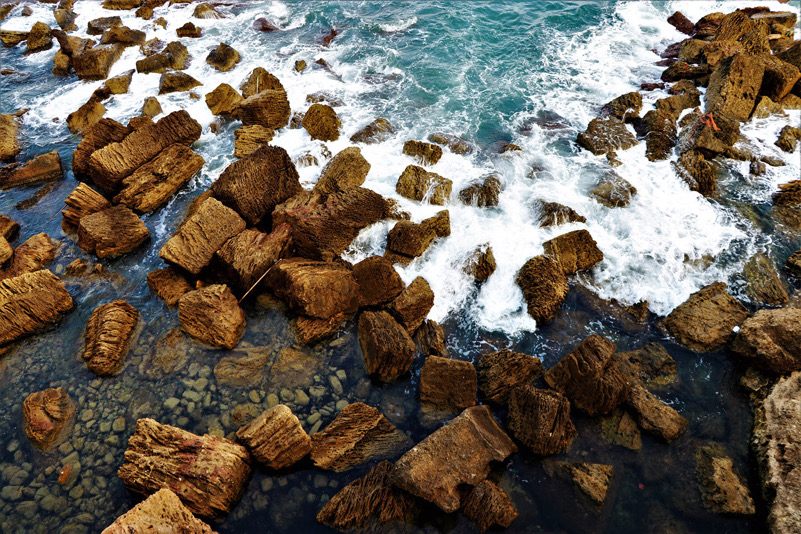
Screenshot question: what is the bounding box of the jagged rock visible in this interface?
[460,480,517,533]
[206,42,240,72]
[678,39,707,64]
[598,408,641,451]
[82,300,139,376]
[67,99,106,135]
[72,119,132,179]
[678,110,740,158]
[668,11,695,35]
[118,418,252,519]
[101,488,216,534]
[695,443,755,515]
[232,125,273,158]
[508,386,576,455]
[0,234,57,280]
[25,22,52,54]
[602,92,642,120]
[236,404,311,470]
[87,16,121,35]
[391,405,516,513]
[694,12,725,39]
[589,173,637,208]
[102,0,142,9]
[146,267,191,307]
[704,53,765,122]
[358,310,416,382]
[428,132,475,155]
[661,62,710,83]
[254,18,280,32]
[421,209,450,237]
[316,460,420,531]
[352,255,405,307]
[159,71,201,95]
[293,313,348,345]
[537,200,586,227]
[465,244,496,282]
[0,30,29,47]
[104,69,134,95]
[542,229,603,275]
[662,282,749,351]
[544,335,629,416]
[576,117,637,155]
[77,205,149,258]
[415,319,447,357]
[419,355,477,413]
[477,349,544,404]
[212,144,301,225]
[233,90,291,129]
[0,4,15,23]
[612,343,677,388]
[311,402,411,472]
[350,118,396,144]
[266,258,360,319]
[72,44,124,80]
[730,307,801,375]
[306,91,342,107]
[626,382,687,442]
[759,56,801,102]
[742,252,788,306]
[179,285,245,349]
[176,22,202,38]
[751,96,786,119]
[641,109,678,161]
[302,103,340,141]
[159,197,246,274]
[395,164,452,205]
[516,255,568,324]
[216,225,291,292]
[403,140,442,166]
[774,180,801,206]
[674,149,715,196]
[312,147,370,196]
[240,67,283,98]
[385,220,436,264]
[136,41,188,73]
[459,175,502,207]
[205,84,242,116]
[775,125,801,153]
[101,25,145,47]
[0,150,63,190]
[0,114,20,163]
[194,2,222,19]
[0,214,18,242]
[388,276,434,334]
[22,387,75,451]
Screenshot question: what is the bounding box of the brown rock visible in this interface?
[542,229,603,275]
[428,132,475,155]
[25,22,52,54]
[388,276,434,334]
[159,197,246,274]
[176,22,202,38]
[537,200,586,227]
[118,418,252,519]
[775,125,801,153]
[0,150,63,190]
[72,119,132,180]
[178,285,245,349]
[403,140,442,166]
[352,255,404,307]
[694,12,725,39]
[206,42,240,72]
[213,347,269,388]
[236,404,311,470]
[358,310,416,382]
[72,43,124,80]
[460,480,517,533]
[101,488,216,534]
[0,214,19,242]
[146,267,191,307]
[674,149,716,196]
[240,67,283,98]
[730,307,801,375]
[577,117,637,155]
[159,71,202,95]
[0,233,58,280]
[695,443,755,515]
[312,146,370,196]
[104,69,134,95]
[516,255,569,324]
[626,382,687,442]
[759,55,801,102]
[77,205,149,258]
[216,225,292,292]
[558,462,614,507]
[391,405,517,513]
[266,258,360,319]
[742,252,788,306]
[267,347,320,390]
[668,11,695,35]
[598,408,641,451]
[751,95,786,119]
[465,244,496,282]
[507,386,576,455]
[302,103,340,141]
[602,92,643,120]
[87,17,121,35]
[678,110,740,158]
[0,30,29,47]
[22,387,75,451]
[135,41,188,73]
[350,118,396,144]
[415,319,447,357]
[0,114,20,163]
[612,343,677,388]
[459,175,502,207]
[0,236,11,265]
[233,90,291,129]
[100,25,145,47]
[194,2,222,19]
[661,61,710,83]
[233,125,274,159]
[385,220,436,263]
[293,314,348,345]
[641,109,678,161]
[589,173,637,208]
[705,53,765,122]
[60,183,110,232]
[421,209,450,237]
[311,402,411,472]
[662,282,749,351]
[82,300,139,376]
[477,349,544,405]
[205,83,242,116]
[395,164,452,205]
[67,99,106,135]
[419,355,477,413]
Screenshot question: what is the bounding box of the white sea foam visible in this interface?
[377,17,418,34]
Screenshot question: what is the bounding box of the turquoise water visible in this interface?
[1,0,799,532]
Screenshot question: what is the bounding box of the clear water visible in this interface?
[0,0,798,532]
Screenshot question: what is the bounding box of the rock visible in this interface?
[415,319,447,357]
[136,41,188,73]
[678,110,740,158]
[176,22,202,38]
[25,22,52,55]
[87,110,201,192]
[388,276,434,334]
[266,258,360,319]
[254,18,280,32]
[194,2,222,19]
[233,90,291,129]
[236,404,311,470]
[598,408,641,451]
[641,109,678,161]
[101,488,216,534]
[0,114,20,163]
[589,173,637,208]
[477,349,544,405]
[67,99,106,135]
[72,119,132,180]
[159,197,246,274]
[105,69,134,95]
[216,225,291,292]
[674,149,715,196]
[537,200,586,227]
[516,255,568,324]
[421,210,451,237]
[508,386,576,455]
[460,480,517,533]
[212,347,268,388]
[695,443,755,515]
[206,42,240,72]
[358,310,416,382]
[293,313,348,345]
[612,343,676,388]
[557,462,614,507]
[159,71,202,95]
[694,12,725,39]
[775,125,801,152]
[87,16,121,35]
[77,205,149,258]
[82,300,139,376]
[239,68,283,99]
[544,335,629,416]
[774,181,801,207]
[233,125,273,158]
[602,92,642,120]
[751,95,786,119]
[668,11,695,35]
[267,347,320,390]
[118,418,252,519]
[352,255,405,307]
[22,387,75,451]
[100,25,146,47]
[350,118,396,144]
[403,140,442,166]
[72,44,124,80]
[577,117,637,155]
[459,175,502,207]
[311,402,411,472]
[626,382,687,442]
[419,355,477,413]
[0,30,29,47]
[704,53,765,122]
[743,252,789,306]
[294,59,306,71]
[759,56,801,102]
[730,308,801,375]
[391,405,516,513]
[0,233,58,279]
[146,267,191,306]
[465,244,496,282]
[312,147,370,196]
[0,236,11,265]
[428,132,475,155]
[302,103,340,141]
[0,150,63,190]
[542,229,603,275]
[205,84,242,116]
[316,460,420,530]
[662,282,749,351]
[212,144,301,225]
[385,220,436,264]
[395,164,452,205]
[0,214,19,242]
[661,61,710,83]
[179,285,245,349]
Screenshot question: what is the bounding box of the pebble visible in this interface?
[79,409,94,422]
[329,376,343,395]
[309,386,326,398]
[280,389,294,402]
[335,400,349,411]
[164,397,180,410]
[313,474,328,488]
[99,421,111,433]
[183,390,202,403]
[295,389,310,406]
[193,377,208,392]
[16,500,37,519]
[260,478,273,492]
[1,485,22,501]
[307,412,320,425]
[249,390,262,404]
[69,486,84,499]
[335,370,347,381]
[309,420,322,435]
[112,418,125,433]
[58,442,73,455]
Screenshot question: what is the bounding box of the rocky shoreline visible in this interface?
[0,1,800,533]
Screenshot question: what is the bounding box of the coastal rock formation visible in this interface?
[77,205,149,258]
[0,150,63,190]
[465,244,496,282]
[0,233,58,279]
[206,42,240,72]
[266,259,360,319]
[403,140,443,166]
[233,125,274,158]
[742,252,788,306]
[385,220,436,265]
[0,271,71,344]
[233,90,291,129]
[428,132,475,155]
[705,53,765,122]
[421,210,451,237]
[460,480,518,533]
[302,103,340,141]
[415,319,448,357]
[674,150,716,196]
[396,165,452,205]
[22,387,76,451]
[240,67,284,98]
[516,255,569,324]
[598,408,641,451]
[136,41,188,73]
[101,488,216,534]
[67,99,106,135]
[602,91,642,120]
[312,146,370,196]
[391,405,517,513]
[236,404,311,470]
[626,382,687,442]
[350,117,396,144]
[589,173,637,208]
[294,313,349,346]
[419,355,477,413]
[72,118,132,180]
[216,225,292,292]
[178,285,245,349]
[0,113,20,162]
[358,310,416,382]
[0,236,10,264]
[82,300,139,376]
[537,200,587,227]
[206,84,243,116]
[177,22,202,39]
[146,267,192,307]
[612,343,677,388]
[775,125,801,153]
[576,117,637,155]
[642,109,678,161]
[159,71,202,95]
[695,443,755,515]
[477,349,544,404]
[388,276,434,334]
[352,255,405,307]
[508,386,577,455]
[459,175,502,207]
[542,229,604,275]
[730,308,801,374]
[557,462,614,507]
[662,282,749,351]
[118,418,252,519]
[25,22,53,54]
[72,44,124,80]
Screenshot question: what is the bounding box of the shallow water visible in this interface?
[0,0,799,532]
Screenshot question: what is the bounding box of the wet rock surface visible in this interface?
[178,285,246,349]
[82,300,139,376]
[22,387,76,451]
[236,404,311,470]
[102,488,216,534]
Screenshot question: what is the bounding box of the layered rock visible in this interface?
[419,355,477,413]
[742,252,789,307]
[82,300,139,376]
[236,404,311,470]
[589,173,637,208]
[556,462,614,507]
[352,255,405,307]
[477,349,544,404]
[612,343,677,388]
[101,488,216,534]
[312,146,370,196]
[730,307,801,374]
[61,183,112,232]
[146,267,191,306]
[302,103,340,141]
[0,233,58,280]
[384,220,436,265]
[22,387,75,451]
[135,41,188,73]
[403,140,443,166]
[626,383,687,442]
[178,285,245,349]
[0,113,20,163]
[542,229,603,275]
[516,255,569,324]
[232,125,274,159]
[674,150,716,196]
[240,67,284,98]
[388,276,434,334]
[233,90,291,129]
[159,71,202,95]
[537,200,586,227]
[72,44,124,80]
[602,92,643,120]
[206,42,240,72]
[0,150,63,190]
[358,310,416,382]
[428,132,475,155]
[465,244,496,283]
[415,319,448,357]
[395,165,452,205]
[72,118,132,180]
[215,225,291,292]
[266,259,360,319]
[695,443,755,515]
[460,480,518,533]
[507,386,576,455]
[77,205,149,258]
[705,53,765,122]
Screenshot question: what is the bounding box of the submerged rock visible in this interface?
[146,267,192,307]
[236,404,311,470]
[626,382,687,442]
[742,252,789,306]
[555,462,614,507]
[22,387,76,451]
[358,310,416,382]
[459,175,502,207]
[695,443,755,515]
[612,343,677,388]
[77,205,149,258]
[420,355,477,413]
[82,300,139,376]
[537,200,587,227]
[507,386,576,455]
[477,349,544,404]
[179,285,245,349]
[102,488,216,534]
[213,348,269,388]
[0,150,63,190]
[589,173,637,208]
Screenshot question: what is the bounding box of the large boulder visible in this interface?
[602,92,642,120]
[668,11,695,35]
[662,282,749,351]
[312,147,370,196]
[775,125,801,153]
[542,229,603,275]
[302,103,341,141]
[0,234,58,280]
[403,140,442,166]
[72,44,124,80]
[82,300,139,376]
[419,355,477,413]
[391,405,516,513]
[0,150,63,190]
[705,53,765,122]
[77,205,149,258]
[395,164,452,205]
[158,71,202,95]
[477,349,544,404]
[388,276,434,334]
[350,117,396,144]
[240,67,284,98]
[674,150,716,196]
[118,418,252,519]
[266,258,360,319]
[384,220,436,265]
[759,55,801,102]
[358,310,416,382]
[589,173,637,208]
[459,175,502,207]
[507,386,576,455]
[677,110,740,158]
[416,319,448,357]
[72,118,132,180]
[310,402,412,472]
[236,404,311,470]
[233,125,274,158]
[233,90,291,129]
[576,117,637,155]
[695,443,755,515]
[135,41,188,73]
[352,255,405,307]
[22,387,75,451]
[742,252,788,307]
[730,308,801,375]
[25,22,53,54]
[641,109,678,161]
[516,255,569,324]
[626,382,687,442]
[159,197,246,274]
[178,285,245,349]
[215,225,291,292]
[0,113,20,163]
[206,42,240,72]
[211,144,301,225]
[100,25,146,47]
[101,488,216,534]
[205,84,242,116]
